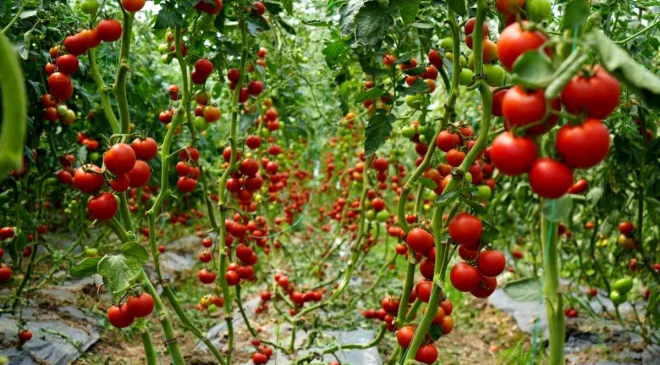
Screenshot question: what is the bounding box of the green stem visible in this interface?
[88,48,120,134]
[0,32,27,178]
[0,3,24,35]
[135,318,158,365]
[616,15,660,44]
[541,215,564,365]
[113,9,133,135]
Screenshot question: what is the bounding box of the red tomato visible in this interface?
[448,213,483,247]
[18,330,32,342]
[406,228,434,254]
[396,325,415,348]
[497,21,547,71]
[127,160,151,188]
[56,54,79,75]
[555,119,610,169]
[618,222,634,236]
[502,86,560,134]
[88,193,118,221]
[104,143,137,176]
[48,72,74,101]
[415,344,438,364]
[435,131,462,152]
[122,0,145,11]
[496,0,525,15]
[446,149,466,167]
[415,280,433,303]
[96,19,123,42]
[490,132,538,176]
[246,135,262,149]
[177,176,197,193]
[567,178,588,194]
[74,165,105,193]
[126,293,154,317]
[107,304,135,328]
[477,250,506,277]
[560,66,620,119]
[428,49,443,69]
[471,275,498,298]
[198,269,216,284]
[529,158,573,198]
[64,34,88,55]
[0,264,12,283]
[450,262,482,292]
[130,137,158,160]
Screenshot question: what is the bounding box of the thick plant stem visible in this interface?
[88,48,120,134]
[541,216,564,365]
[113,9,134,135]
[135,318,158,365]
[0,32,27,178]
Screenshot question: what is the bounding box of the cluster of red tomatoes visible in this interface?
[489,20,619,199]
[46,19,123,102]
[256,104,281,132]
[0,229,13,282]
[393,299,454,364]
[191,58,215,85]
[106,292,154,328]
[175,146,201,194]
[226,67,265,104]
[249,338,274,365]
[272,273,325,316]
[40,93,76,125]
[62,138,156,221]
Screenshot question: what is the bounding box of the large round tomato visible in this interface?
[48,72,74,101]
[435,130,461,152]
[88,193,118,221]
[130,137,158,160]
[56,55,79,75]
[496,0,525,15]
[555,119,610,169]
[450,262,481,292]
[74,164,105,193]
[104,143,137,176]
[126,293,154,317]
[489,132,538,176]
[96,19,123,42]
[477,250,506,277]
[415,280,433,303]
[396,325,415,348]
[529,158,573,198]
[470,275,498,298]
[448,213,482,247]
[122,0,145,12]
[415,344,438,364]
[107,304,135,328]
[560,66,620,119]
[406,228,434,254]
[497,21,547,71]
[127,160,151,188]
[502,86,560,134]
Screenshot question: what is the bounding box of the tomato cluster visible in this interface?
[106,292,154,328]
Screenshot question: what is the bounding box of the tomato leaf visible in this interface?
[274,15,296,35]
[586,187,603,207]
[542,195,573,222]
[589,30,660,109]
[364,111,395,156]
[435,190,459,206]
[355,87,385,103]
[510,51,555,89]
[561,0,589,30]
[97,242,149,300]
[402,66,427,76]
[447,0,468,17]
[503,278,543,302]
[419,178,437,190]
[70,257,102,278]
[354,2,394,46]
[389,0,420,25]
[457,194,486,215]
[339,0,368,37]
[280,0,293,15]
[480,220,500,243]
[153,7,183,30]
[401,78,430,95]
[247,14,271,36]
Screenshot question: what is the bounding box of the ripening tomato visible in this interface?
[122,0,145,12]
[406,228,434,254]
[448,213,482,247]
[104,143,137,176]
[107,304,135,328]
[130,137,158,160]
[96,19,123,42]
[490,132,538,176]
[0,264,12,283]
[396,325,415,348]
[529,158,573,198]
[560,66,620,119]
[18,330,32,342]
[450,262,481,292]
[415,344,438,364]
[126,293,154,317]
[497,21,547,71]
[446,149,466,167]
[428,49,443,69]
[567,178,588,194]
[127,160,151,188]
[618,222,634,236]
[477,250,506,277]
[48,72,74,101]
[64,34,88,55]
[555,119,610,169]
[88,192,118,221]
[502,86,560,134]
[74,165,105,193]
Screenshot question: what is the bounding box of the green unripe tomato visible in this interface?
[419,134,428,144]
[158,43,168,53]
[401,126,416,139]
[207,304,218,313]
[609,290,626,305]
[417,125,428,135]
[476,185,492,200]
[160,54,170,64]
[89,152,100,161]
[260,128,271,138]
[612,277,633,294]
[440,37,453,49]
[366,210,376,221]
[85,248,98,257]
[484,64,506,87]
[459,69,474,86]
[526,0,552,22]
[467,54,474,70]
[194,116,209,131]
[428,191,437,201]
[376,210,389,222]
[423,204,431,211]
[464,172,473,184]
[405,94,424,109]
[459,56,467,68]
[80,0,99,15]
[57,105,68,116]
[199,13,216,32]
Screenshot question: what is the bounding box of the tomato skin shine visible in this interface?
[555,119,610,169]
[497,21,547,71]
[560,66,620,119]
[502,86,560,134]
[529,158,573,198]
[490,132,538,176]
